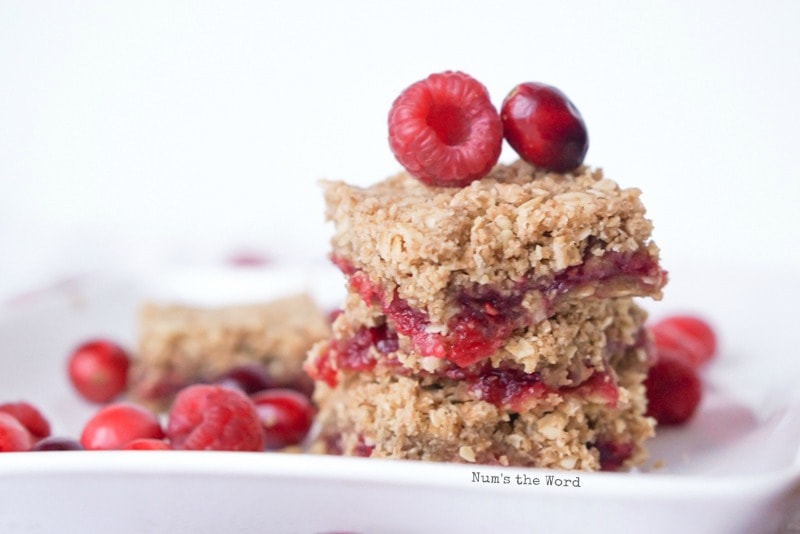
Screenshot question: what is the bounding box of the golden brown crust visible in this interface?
[130,293,330,404]
[324,160,662,324]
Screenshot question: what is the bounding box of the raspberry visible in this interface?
[650,315,717,368]
[388,71,502,187]
[80,402,164,450]
[0,401,51,441]
[644,353,702,425]
[0,412,33,452]
[501,82,588,172]
[166,385,265,452]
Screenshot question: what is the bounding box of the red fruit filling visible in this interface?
[388,71,503,187]
[501,82,589,173]
[446,363,618,411]
[334,251,663,367]
[80,402,164,450]
[308,320,621,410]
[167,384,265,452]
[644,353,702,425]
[594,439,634,471]
[306,323,399,387]
[0,401,51,441]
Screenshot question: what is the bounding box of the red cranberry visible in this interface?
[167,385,264,452]
[123,438,171,450]
[0,412,33,452]
[0,401,51,441]
[215,364,273,395]
[650,315,717,368]
[501,82,588,172]
[388,71,503,187]
[644,353,702,425]
[31,436,84,451]
[67,339,130,403]
[251,389,315,450]
[80,402,164,450]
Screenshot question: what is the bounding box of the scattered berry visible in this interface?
[0,412,33,452]
[80,402,164,450]
[0,401,51,441]
[645,353,702,425]
[166,385,265,452]
[388,71,503,187]
[501,82,588,172]
[67,339,130,403]
[215,364,273,395]
[650,315,717,368]
[31,436,84,451]
[123,438,171,450]
[251,389,315,450]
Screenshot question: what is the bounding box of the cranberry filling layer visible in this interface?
[307,323,620,410]
[333,250,663,367]
[594,439,634,471]
[445,362,618,411]
[306,323,399,387]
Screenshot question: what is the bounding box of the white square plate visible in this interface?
[0,264,798,533]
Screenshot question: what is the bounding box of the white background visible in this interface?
[2,1,799,299]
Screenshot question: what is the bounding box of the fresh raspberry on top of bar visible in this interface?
[388,71,503,187]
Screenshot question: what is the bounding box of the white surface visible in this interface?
[1,1,800,301]
[0,266,799,533]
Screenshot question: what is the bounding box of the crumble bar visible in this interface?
[130,293,329,406]
[312,360,653,471]
[325,160,666,366]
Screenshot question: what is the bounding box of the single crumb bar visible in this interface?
[312,358,653,471]
[324,160,666,366]
[306,293,649,393]
[130,293,330,406]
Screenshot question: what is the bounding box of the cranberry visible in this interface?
[80,402,164,450]
[67,339,130,403]
[644,353,702,425]
[123,438,171,450]
[31,436,84,451]
[166,385,265,452]
[0,401,51,441]
[650,315,717,368]
[215,364,273,395]
[251,389,315,450]
[388,71,503,187]
[0,412,33,452]
[501,82,588,172]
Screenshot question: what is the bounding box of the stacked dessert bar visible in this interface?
[306,160,666,470]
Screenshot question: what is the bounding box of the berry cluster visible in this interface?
[645,315,718,425]
[0,339,314,453]
[388,71,589,186]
